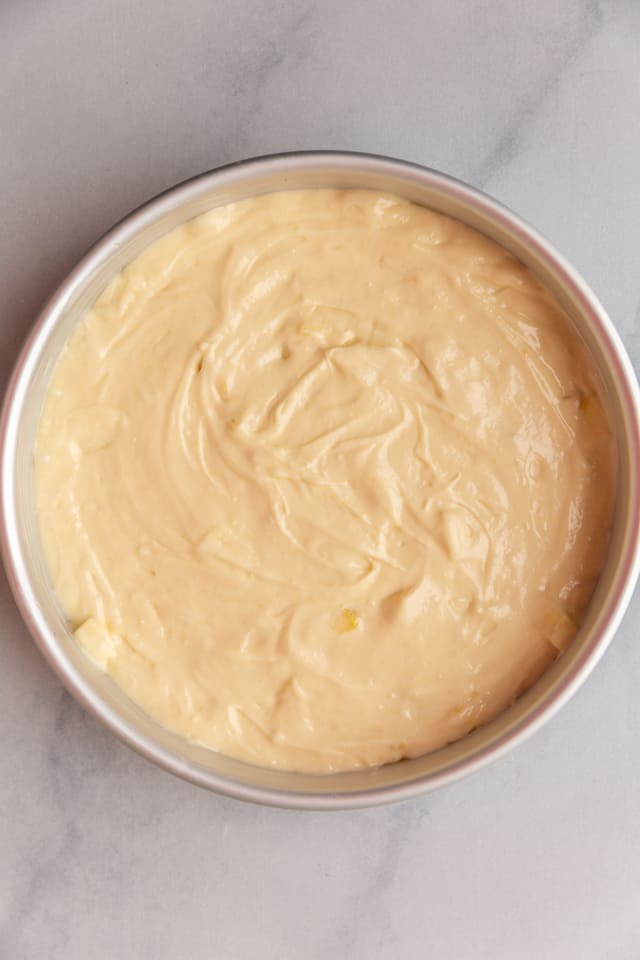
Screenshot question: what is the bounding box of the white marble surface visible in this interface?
[2,1,640,956]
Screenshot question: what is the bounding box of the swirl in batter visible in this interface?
[36,190,615,772]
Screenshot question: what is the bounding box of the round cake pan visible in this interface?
[2,151,639,809]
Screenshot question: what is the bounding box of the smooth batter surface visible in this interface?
[36,190,615,772]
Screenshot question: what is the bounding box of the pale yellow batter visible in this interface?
[36,189,615,773]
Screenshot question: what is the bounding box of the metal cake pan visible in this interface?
[2,151,639,808]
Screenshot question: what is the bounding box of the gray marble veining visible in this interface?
[2,1,640,957]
